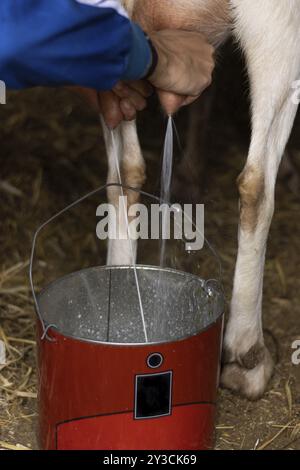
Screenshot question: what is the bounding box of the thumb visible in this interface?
[69,86,100,113]
[157,90,186,115]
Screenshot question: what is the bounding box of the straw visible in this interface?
[1,87,300,450]
[0,441,31,450]
[257,421,293,450]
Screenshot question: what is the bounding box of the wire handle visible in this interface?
[30,183,108,340]
[29,183,223,341]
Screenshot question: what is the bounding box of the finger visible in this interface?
[113,82,130,98]
[113,83,150,107]
[124,90,147,112]
[181,95,200,107]
[157,90,186,115]
[128,80,153,98]
[119,99,137,121]
[69,86,100,112]
[113,80,153,99]
[98,91,124,129]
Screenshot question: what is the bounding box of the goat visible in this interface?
[101,0,300,399]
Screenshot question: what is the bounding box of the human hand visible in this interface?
[147,30,215,114]
[74,80,153,128]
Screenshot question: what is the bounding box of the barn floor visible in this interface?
[1,43,300,450]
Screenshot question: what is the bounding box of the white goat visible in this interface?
[101,0,300,399]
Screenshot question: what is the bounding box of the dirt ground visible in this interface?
[1,41,300,450]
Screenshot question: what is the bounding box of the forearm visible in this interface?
[0,0,152,90]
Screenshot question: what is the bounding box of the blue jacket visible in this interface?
[0,0,152,90]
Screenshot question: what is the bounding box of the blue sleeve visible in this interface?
[0,0,152,90]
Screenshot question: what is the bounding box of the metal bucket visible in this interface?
[30,185,225,450]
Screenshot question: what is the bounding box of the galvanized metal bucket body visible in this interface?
[36,265,224,450]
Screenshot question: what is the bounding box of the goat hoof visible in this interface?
[220,346,274,400]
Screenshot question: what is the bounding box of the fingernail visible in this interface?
[122,100,132,111]
[106,120,116,129]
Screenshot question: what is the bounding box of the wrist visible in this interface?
[142,37,159,79]
[121,23,152,81]
[145,34,170,89]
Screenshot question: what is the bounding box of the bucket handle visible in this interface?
[30,183,223,341]
[30,183,108,340]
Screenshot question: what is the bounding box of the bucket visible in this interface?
[30,185,225,450]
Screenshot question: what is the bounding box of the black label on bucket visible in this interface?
[134,371,172,419]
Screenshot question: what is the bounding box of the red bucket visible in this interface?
[34,266,224,450]
[29,185,224,450]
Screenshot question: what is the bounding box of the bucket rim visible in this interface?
[37,264,225,347]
